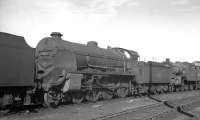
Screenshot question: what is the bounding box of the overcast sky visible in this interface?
[0,0,200,62]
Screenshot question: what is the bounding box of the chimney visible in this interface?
[166,58,170,62]
[50,32,63,39]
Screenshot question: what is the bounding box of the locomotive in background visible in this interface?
[1,32,200,109]
[167,61,200,91]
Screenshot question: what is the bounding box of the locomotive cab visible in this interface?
[111,47,139,73]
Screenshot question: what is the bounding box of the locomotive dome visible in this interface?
[87,41,98,47]
[50,32,63,39]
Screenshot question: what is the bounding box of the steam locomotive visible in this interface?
[1,32,200,109]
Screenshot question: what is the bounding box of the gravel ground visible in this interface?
[1,91,200,120]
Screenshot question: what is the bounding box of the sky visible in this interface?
[0,0,200,62]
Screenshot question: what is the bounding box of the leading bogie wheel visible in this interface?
[43,91,60,108]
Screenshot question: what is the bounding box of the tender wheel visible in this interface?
[116,88,128,98]
[24,94,31,105]
[43,91,60,108]
[148,88,156,94]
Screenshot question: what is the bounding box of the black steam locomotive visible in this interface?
[1,32,200,109]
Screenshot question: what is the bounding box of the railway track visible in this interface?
[2,90,200,120]
[92,92,200,120]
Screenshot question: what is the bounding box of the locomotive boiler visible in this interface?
[36,32,139,106]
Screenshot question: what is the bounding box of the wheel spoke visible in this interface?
[44,91,60,107]
[72,93,84,104]
[102,91,113,100]
[116,88,128,98]
[86,91,101,102]
[72,97,83,104]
